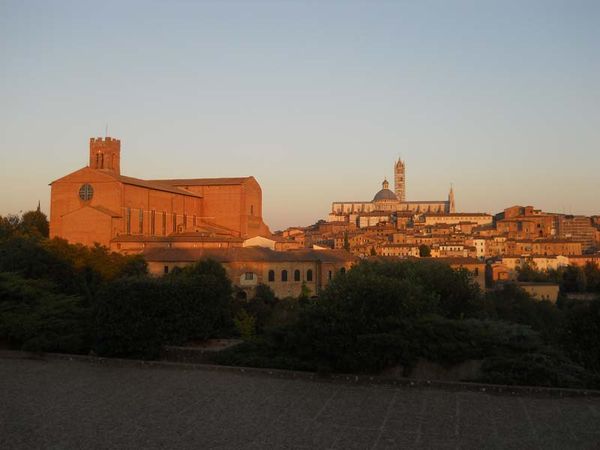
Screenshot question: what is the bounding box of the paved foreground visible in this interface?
[1,358,599,449]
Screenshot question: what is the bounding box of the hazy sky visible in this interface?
[1,0,599,230]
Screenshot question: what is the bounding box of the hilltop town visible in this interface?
[274,159,600,299]
[45,137,600,302]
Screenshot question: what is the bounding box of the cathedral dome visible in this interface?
[373,179,398,202]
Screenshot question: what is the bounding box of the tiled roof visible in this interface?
[425,213,491,217]
[105,173,202,197]
[142,247,358,264]
[151,177,252,186]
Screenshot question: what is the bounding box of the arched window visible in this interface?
[306,269,313,282]
[294,269,301,282]
[268,270,275,282]
[281,270,288,282]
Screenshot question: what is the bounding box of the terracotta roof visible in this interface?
[424,213,491,217]
[380,244,419,248]
[151,177,252,186]
[104,173,202,198]
[142,247,358,264]
[424,257,484,265]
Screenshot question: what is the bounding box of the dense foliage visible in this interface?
[216,260,600,388]
[2,209,600,389]
[0,209,232,358]
[94,260,233,358]
[518,261,600,294]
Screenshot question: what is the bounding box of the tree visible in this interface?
[20,206,49,238]
[418,244,431,257]
[0,215,21,240]
[562,266,587,293]
[343,231,350,251]
[485,283,563,342]
[95,260,233,358]
[583,262,600,293]
[561,299,600,374]
[0,273,89,353]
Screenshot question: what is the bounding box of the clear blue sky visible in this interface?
[1,0,598,230]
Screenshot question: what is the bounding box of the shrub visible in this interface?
[479,351,598,389]
[560,299,600,375]
[94,259,233,359]
[485,283,564,342]
[0,272,89,353]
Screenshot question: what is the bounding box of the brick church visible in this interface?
[49,137,270,252]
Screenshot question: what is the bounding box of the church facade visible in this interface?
[329,159,455,225]
[49,137,270,250]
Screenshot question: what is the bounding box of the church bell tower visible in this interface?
[89,137,121,175]
[448,185,456,213]
[394,158,406,202]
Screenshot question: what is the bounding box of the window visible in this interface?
[139,209,144,234]
[172,213,177,233]
[193,215,197,227]
[162,212,166,236]
[281,270,288,282]
[268,270,275,282]
[294,270,301,282]
[126,208,131,234]
[306,269,313,282]
[250,205,254,216]
[340,267,346,275]
[78,184,94,201]
[164,265,169,274]
[244,272,254,281]
[151,210,156,235]
[328,270,332,280]
[183,214,187,230]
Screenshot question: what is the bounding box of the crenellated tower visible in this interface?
[89,137,121,175]
[394,158,406,202]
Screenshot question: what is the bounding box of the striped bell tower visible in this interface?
[394,158,406,202]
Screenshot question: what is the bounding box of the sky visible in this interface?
[0,0,599,230]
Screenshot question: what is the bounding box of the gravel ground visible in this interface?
[1,357,599,449]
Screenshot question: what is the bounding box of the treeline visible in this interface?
[517,262,600,294]
[217,260,600,389]
[1,209,599,389]
[0,210,235,358]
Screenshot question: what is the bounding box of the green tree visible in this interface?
[485,283,563,342]
[583,262,600,293]
[418,244,431,257]
[561,299,600,374]
[0,273,89,353]
[0,214,21,240]
[95,259,233,358]
[562,266,587,293]
[20,206,49,238]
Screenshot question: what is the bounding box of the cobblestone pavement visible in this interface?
[1,358,599,449]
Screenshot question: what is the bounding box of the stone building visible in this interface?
[556,215,597,252]
[142,247,357,298]
[50,137,270,249]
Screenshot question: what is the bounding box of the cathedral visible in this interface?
[329,158,455,224]
[49,137,270,251]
